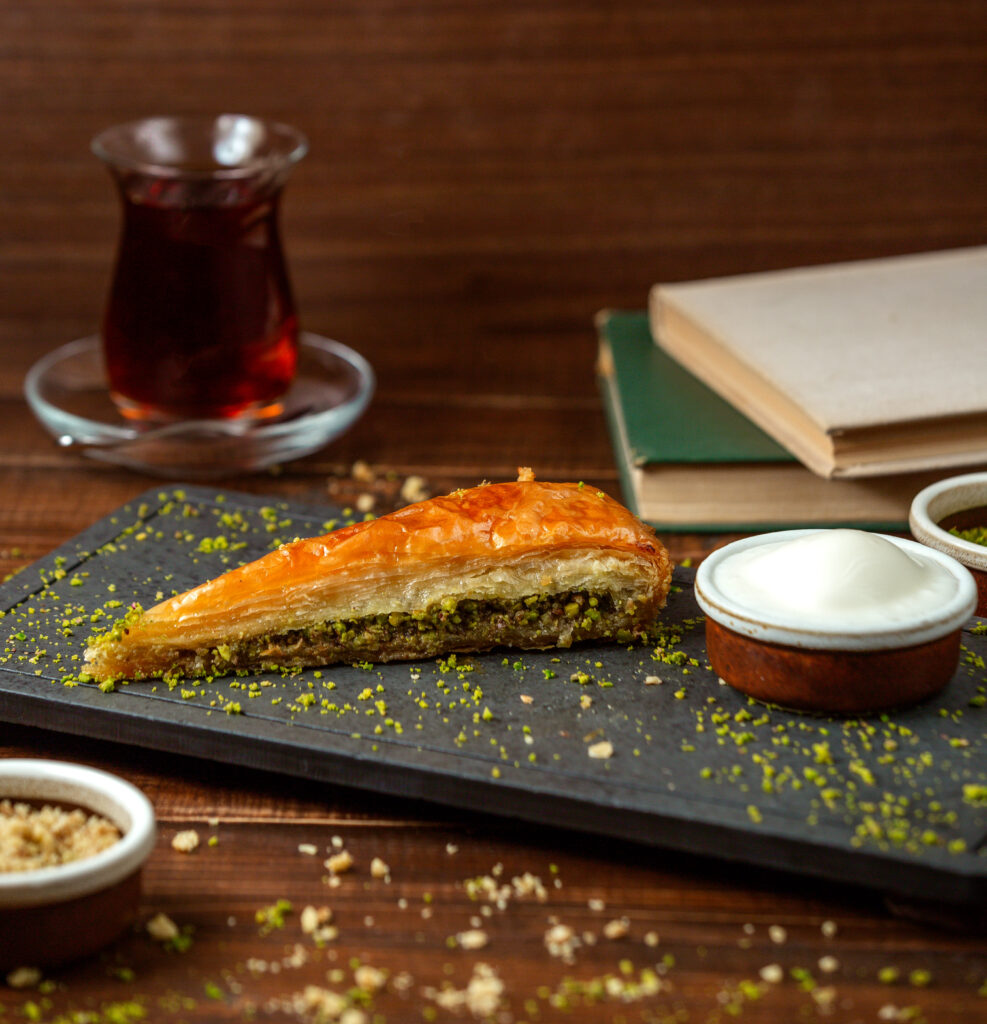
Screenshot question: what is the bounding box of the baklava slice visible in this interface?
[84,471,672,681]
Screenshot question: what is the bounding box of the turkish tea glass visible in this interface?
[92,115,308,421]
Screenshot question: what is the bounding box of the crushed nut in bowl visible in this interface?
[0,759,156,969]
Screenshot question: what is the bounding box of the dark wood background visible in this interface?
[2,1,987,1021]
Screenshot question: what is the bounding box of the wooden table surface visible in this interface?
[2,2,987,1021]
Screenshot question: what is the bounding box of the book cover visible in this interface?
[649,247,987,479]
[596,310,970,531]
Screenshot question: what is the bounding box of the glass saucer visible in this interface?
[24,333,375,479]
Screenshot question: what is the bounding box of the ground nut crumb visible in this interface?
[355,493,375,514]
[768,925,787,944]
[0,799,120,872]
[400,475,429,504]
[171,829,200,854]
[544,923,579,962]
[603,917,630,939]
[325,850,354,875]
[424,963,503,1017]
[759,963,784,984]
[354,965,387,993]
[644,930,660,947]
[457,929,489,950]
[370,856,390,879]
[146,913,180,942]
[520,694,534,704]
[587,898,605,912]
[644,675,663,685]
[587,740,614,760]
[300,905,332,934]
[297,986,347,1019]
[818,955,840,974]
[351,460,375,483]
[392,972,414,994]
[298,843,318,856]
[5,966,42,989]
[821,919,838,938]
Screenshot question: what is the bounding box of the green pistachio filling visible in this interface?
[155,589,649,678]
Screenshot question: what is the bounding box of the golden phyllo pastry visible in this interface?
[84,472,672,681]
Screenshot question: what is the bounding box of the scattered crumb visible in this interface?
[818,955,840,974]
[588,898,606,912]
[171,829,200,854]
[644,931,660,947]
[295,985,347,1020]
[544,923,579,963]
[298,843,318,856]
[425,963,504,1017]
[588,740,614,760]
[759,963,784,984]
[351,460,375,483]
[300,905,332,935]
[520,694,534,704]
[457,928,489,950]
[146,913,180,942]
[644,675,663,685]
[355,493,375,514]
[768,925,787,945]
[580,694,593,709]
[5,966,42,989]
[821,919,838,938]
[370,856,390,879]
[354,964,387,993]
[325,850,354,875]
[603,917,630,940]
[400,475,429,504]
[445,843,459,855]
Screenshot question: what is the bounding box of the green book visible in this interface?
[596,310,952,532]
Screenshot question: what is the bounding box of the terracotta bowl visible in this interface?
[910,472,987,617]
[695,531,977,715]
[0,759,156,969]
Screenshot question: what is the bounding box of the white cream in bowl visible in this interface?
[696,529,977,650]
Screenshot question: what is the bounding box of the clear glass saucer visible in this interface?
[24,333,374,479]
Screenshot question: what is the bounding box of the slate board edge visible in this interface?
[0,483,984,911]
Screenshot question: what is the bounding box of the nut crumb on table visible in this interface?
[170,828,200,854]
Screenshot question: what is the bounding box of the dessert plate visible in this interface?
[24,333,374,478]
[1,485,986,917]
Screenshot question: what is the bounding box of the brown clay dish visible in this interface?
[695,530,978,715]
[910,472,987,617]
[704,616,963,714]
[0,760,155,969]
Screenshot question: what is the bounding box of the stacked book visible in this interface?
[597,246,987,530]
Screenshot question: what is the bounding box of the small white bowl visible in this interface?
[910,472,987,616]
[0,759,156,967]
[695,530,977,713]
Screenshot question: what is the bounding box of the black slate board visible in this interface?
[2,485,987,909]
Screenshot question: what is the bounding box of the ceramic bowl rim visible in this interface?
[909,472,987,572]
[695,529,977,651]
[0,759,156,908]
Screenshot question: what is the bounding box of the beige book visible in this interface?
[649,247,987,478]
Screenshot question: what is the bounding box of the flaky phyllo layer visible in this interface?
[84,474,673,681]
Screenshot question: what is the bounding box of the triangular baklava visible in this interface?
[84,472,672,681]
